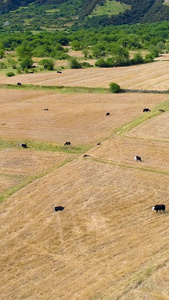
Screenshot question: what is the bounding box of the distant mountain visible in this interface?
[1,0,169,28]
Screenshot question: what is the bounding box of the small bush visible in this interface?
[39,59,54,70]
[95,58,109,67]
[81,62,92,68]
[131,52,144,65]
[0,62,6,69]
[109,82,121,93]
[16,67,22,74]
[144,53,154,63]
[69,57,81,69]
[6,72,15,77]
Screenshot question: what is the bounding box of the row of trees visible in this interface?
[0,21,169,73]
[1,21,169,52]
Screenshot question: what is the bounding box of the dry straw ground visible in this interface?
[1,64,169,300]
[1,54,169,90]
[0,89,168,144]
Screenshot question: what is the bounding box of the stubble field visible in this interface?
[1,64,169,300]
[0,89,168,144]
[1,56,169,90]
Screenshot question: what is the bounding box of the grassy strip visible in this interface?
[0,83,109,94]
[1,83,169,95]
[114,99,169,135]
[0,139,91,154]
[0,157,74,203]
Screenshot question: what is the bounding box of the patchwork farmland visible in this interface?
[1,55,169,90]
[1,64,169,300]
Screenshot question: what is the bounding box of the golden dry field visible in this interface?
[1,63,169,300]
[1,55,169,90]
[0,89,168,145]
[127,110,169,141]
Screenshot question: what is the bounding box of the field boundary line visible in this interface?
[0,139,91,154]
[0,83,109,94]
[91,157,169,176]
[1,83,169,94]
[114,99,169,135]
[0,157,75,203]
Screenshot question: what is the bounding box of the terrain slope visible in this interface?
[1,63,169,299]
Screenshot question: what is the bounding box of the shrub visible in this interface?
[0,48,4,58]
[20,56,33,69]
[0,62,6,69]
[69,57,81,69]
[16,67,22,74]
[144,53,154,63]
[39,59,54,70]
[95,58,109,67]
[109,82,121,93]
[6,72,15,77]
[81,62,92,68]
[131,52,144,65]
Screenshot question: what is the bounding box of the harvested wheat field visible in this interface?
[1,59,169,90]
[127,110,169,141]
[1,159,169,300]
[87,135,169,173]
[1,72,169,300]
[0,174,23,194]
[0,89,168,144]
[0,149,74,176]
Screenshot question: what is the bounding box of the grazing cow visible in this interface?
[54,206,64,212]
[97,142,101,145]
[83,154,90,158]
[134,156,141,161]
[143,108,151,112]
[64,142,71,146]
[43,108,49,111]
[159,109,165,112]
[106,112,110,116]
[57,71,62,74]
[152,204,165,213]
[21,143,28,148]
[17,82,22,86]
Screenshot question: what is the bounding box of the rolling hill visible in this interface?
[1,0,169,28]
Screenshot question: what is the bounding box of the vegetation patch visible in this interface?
[0,139,91,154]
[90,0,131,17]
[0,83,109,94]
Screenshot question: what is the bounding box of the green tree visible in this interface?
[39,59,54,70]
[109,83,121,93]
[20,56,33,70]
[71,40,81,51]
[144,53,154,63]
[69,57,81,69]
[17,43,33,60]
[131,52,144,65]
[82,48,89,58]
[0,48,4,58]
[95,58,108,67]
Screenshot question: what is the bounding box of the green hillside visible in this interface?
[0,0,169,29]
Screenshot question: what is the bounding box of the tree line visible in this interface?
[1,21,169,73]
